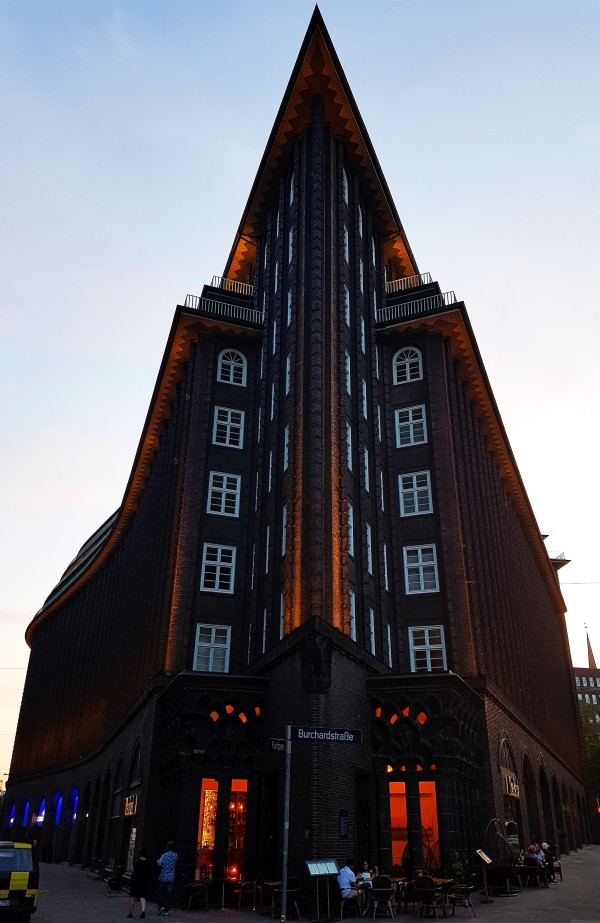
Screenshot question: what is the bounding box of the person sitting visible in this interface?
[337,858,360,904]
[523,844,548,887]
[541,843,556,882]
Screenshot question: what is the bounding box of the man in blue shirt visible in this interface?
[157,841,178,915]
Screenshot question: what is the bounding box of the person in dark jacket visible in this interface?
[127,848,151,919]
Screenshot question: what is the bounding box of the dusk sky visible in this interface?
[1,0,599,783]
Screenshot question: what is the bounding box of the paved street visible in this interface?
[32,846,600,923]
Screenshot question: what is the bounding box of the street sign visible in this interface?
[270,738,285,752]
[291,727,362,743]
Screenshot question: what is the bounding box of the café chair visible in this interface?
[367,875,395,920]
[181,873,209,911]
[235,880,256,908]
[272,877,301,919]
[414,875,444,920]
[338,887,361,919]
[447,875,476,917]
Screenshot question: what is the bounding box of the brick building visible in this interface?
[3,8,588,891]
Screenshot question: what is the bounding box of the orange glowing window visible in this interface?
[416,764,423,772]
[400,765,406,772]
[389,781,407,866]
[386,764,393,773]
[390,714,398,724]
[209,710,219,722]
[375,707,382,718]
[419,781,439,849]
[197,777,218,878]
[226,705,234,714]
[255,706,261,716]
[239,713,247,723]
[417,711,427,724]
[430,763,436,770]
[402,707,410,716]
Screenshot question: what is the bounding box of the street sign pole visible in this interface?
[281,722,292,922]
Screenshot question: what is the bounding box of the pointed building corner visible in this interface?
[587,629,598,670]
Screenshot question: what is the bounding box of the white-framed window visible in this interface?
[395,405,427,447]
[200,544,236,594]
[344,226,350,263]
[386,623,393,667]
[346,421,353,471]
[366,523,373,573]
[403,544,439,594]
[271,383,275,420]
[193,624,231,673]
[217,349,247,387]
[265,525,270,573]
[377,405,382,442]
[257,406,262,444]
[360,316,366,353]
[280,592,285,639]
[260,343,265,379]
[287,289,293,326]
[362,379,368,419]
[344,285,351,326]
[383,542,389,591]
[343,167,349,205]
[369,608,375,655]
[349,589,356,641]
[276,208,280,238]
[409,625,447,672]
[372,236,377,266]
[586,693,591,703]
[348,503,355,557]
[282,505,287,556]
[399,471,433,516]
[373,288,378,314]
[263,242,268,269]
[274,261,278,295]
[345,351,351,395]
[207,472,241,517]
[583,676,588,687]
[363,446,370,492]
[575,675,581,687]
[393,347,423,384]
[268,450,273,492]
[272,318,277,354]
[375,345,380,379]
[285,354,291,395]
[213,407,244,448]
[284,424,290,471]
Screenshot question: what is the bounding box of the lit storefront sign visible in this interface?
[501,770,520,799]
[124,795,138,816]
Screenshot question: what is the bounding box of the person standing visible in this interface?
[127,847,151,918]
[156,841,178,916]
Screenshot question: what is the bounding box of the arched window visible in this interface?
[22,800,30,827]
[70,788,78,826]
[393,347,423,385]
[35,798,45,827]
[8,804,15,827]
[217,349,247,387]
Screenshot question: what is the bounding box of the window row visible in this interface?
[194,618,446,675]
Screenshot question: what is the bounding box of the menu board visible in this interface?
[305,860,339,876]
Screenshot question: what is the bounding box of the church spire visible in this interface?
[587,628,597,670]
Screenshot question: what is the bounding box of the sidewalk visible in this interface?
[33,847,600,923]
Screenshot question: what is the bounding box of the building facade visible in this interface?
[3,9,589,895]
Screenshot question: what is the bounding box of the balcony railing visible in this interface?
[376,291,457,325]
[184,294,264,326]
[211,275,254,297]
[385,272,432,294]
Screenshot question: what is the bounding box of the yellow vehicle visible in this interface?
[0,843,39,920]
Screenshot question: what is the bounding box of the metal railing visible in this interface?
[376,291,457,325]
[385,272,432,294]
[211,275,254,297]
[184,294,264,326]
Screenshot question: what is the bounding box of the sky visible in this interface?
[0,0,599,784]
